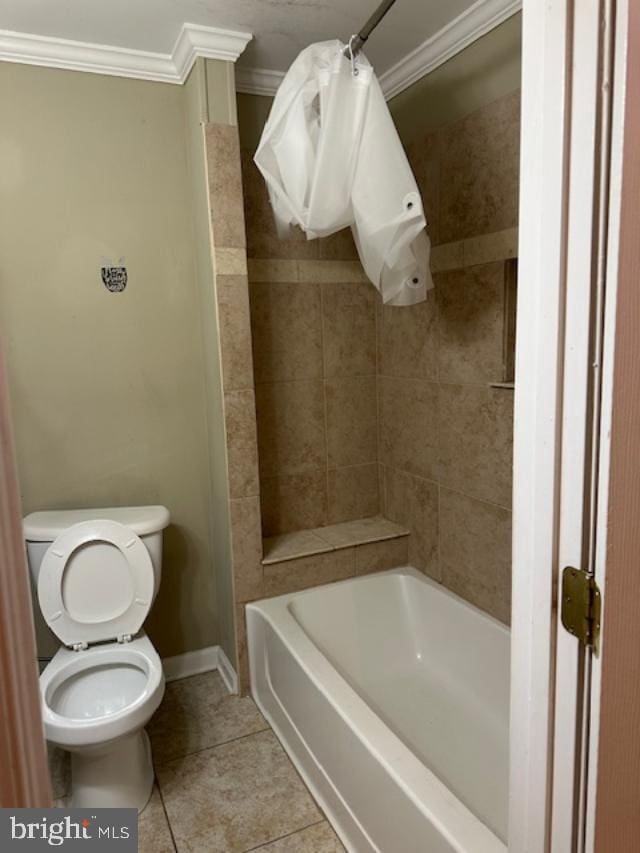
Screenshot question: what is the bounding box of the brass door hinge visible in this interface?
[561,566,601,652]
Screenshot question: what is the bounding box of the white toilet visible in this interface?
[23,505,170,812]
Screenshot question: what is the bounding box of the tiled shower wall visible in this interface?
[380,89,521,622]
[241,152,380,536]
[239,86,520,624]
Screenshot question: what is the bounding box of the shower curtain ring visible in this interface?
[347,34,359,76]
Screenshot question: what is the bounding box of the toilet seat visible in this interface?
[37,520,154,649]
[40,634,165,749]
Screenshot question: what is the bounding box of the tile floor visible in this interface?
[51,671,345,853]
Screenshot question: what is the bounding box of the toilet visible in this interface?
[23,505,170,812]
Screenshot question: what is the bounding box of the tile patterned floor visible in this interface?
[50,672,345,853]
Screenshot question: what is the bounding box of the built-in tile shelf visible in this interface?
[263,516,409,566]
[490,382,515,390]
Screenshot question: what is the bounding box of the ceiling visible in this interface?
[0,0,480,75]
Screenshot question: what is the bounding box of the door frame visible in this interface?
[511,0,638,849]
[0,346,51,808]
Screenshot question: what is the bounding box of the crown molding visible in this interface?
[235,0,521,101]
[0,22,252,84]
[235,66,285,97]
[380,0,522,100]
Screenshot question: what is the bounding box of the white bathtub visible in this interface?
[247,567,509,853]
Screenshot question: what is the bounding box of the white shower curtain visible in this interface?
[254,40,433,306]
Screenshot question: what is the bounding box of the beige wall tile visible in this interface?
[355,537,409,575]
[463,227,518,267]
[206,124,246,249]
[318,227,359,261]
[235,603,250,693]
[250,281,323,382]
[157,730,320,851]
[263,547,355,597]
[439,90,520,243]
[260,471,328,535]
[255,380,326,478]
[214,247,247,276]
[248,258,299,282]
[440,487,512,623]
[438,384,513,507]
[216,274,255,391]
[378,377,439,481]
[377,292,438,380]
[241,149,318,260]
[436,261,504,384]
[406,131,441,245]
[229,496,263,602]
[224,389,259,499]
[322,281,377,378]
[384,466,439,578]
[327,464,380,524]
[326,376,377,467]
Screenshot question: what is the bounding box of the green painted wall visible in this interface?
[0,60,231,661]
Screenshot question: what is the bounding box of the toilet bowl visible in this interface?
[24,506,170,812]
[40,634,165,810]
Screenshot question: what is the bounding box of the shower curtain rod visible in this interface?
[345,0,399,57]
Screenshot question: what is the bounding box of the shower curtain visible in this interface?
[254,40,433,306]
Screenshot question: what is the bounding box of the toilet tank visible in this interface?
[23,505,170,602]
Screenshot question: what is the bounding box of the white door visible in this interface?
[510,0,630,849]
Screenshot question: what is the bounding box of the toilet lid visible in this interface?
[37,520,154,647]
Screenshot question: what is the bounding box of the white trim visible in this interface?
[0,23,252,84]
[0,1,518,97]
[235,66,285,97]
[380,0,521,100]
[217,645,239,695]
[162,644,237,694]
[234,0,521,100]
[509,0,571,848]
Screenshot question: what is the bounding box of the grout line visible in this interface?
[154,778,180,853]
[153,724,271,769]
[318,280,331,524]
[439,483,513,513]
[242,819,327,852]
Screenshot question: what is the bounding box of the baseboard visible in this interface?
[217,646,239,695]
[162,645,237,693]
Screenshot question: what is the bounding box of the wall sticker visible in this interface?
[101,257,128,293]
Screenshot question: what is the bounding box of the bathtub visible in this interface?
[247,567,509,853]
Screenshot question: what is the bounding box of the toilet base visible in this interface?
[69,729,154,813]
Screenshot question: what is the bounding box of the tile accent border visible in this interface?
[162,644,238,694]
[430,227,518,273]
[248,258,368,284]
